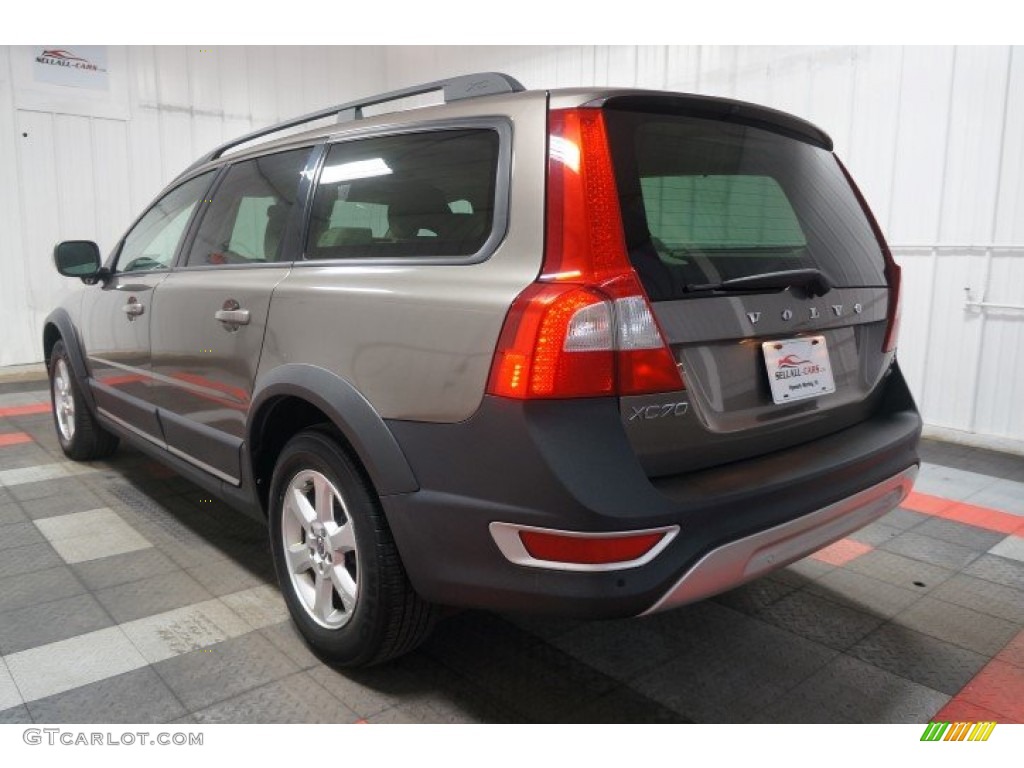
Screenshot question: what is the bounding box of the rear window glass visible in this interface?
[605,111,886,301]
[306,129,500,260]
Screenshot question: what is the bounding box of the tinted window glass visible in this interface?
[605,111,886,301]
[117,172,214,273]
[185,149,311,267]
[307,130,500,260]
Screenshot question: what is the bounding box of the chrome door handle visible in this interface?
[214,309,250,325]
[122,301,144,318]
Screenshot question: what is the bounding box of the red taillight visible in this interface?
[519,529,667,565]
[835,156,901,353]
[883,261,902,353]
[487,108,683,400]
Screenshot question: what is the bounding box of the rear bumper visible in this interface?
[381,365,921,618]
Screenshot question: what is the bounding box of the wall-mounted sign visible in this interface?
[33,46,109,91]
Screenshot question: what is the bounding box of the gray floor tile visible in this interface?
[845,549,955,592]
[880,532,982,571]
[848,623,988,695]
[72,547,182,592]
[756,654,949,723]
[632,618,838,722]
[19,489,105,520]
[966,479,1024,516]
[807,568,924,618]
[312,666,401,719]
[0,501,27,527]
[912,518,1008,552]
[848,521,905,547]
[780,556,836,582]
[0,565,86,614]
[153,632,298,711]
[929,573,1024,623]
[755,589,884,651]
[95,570,213,624]
[0,521,45,552]
[5,626,148,703]
[893,596,1019,656]
[259,621,321,670]
[186,557,274,597]
[0,542,63,580]
[26,667,185,724]
[0,592,113,655]
[880,507,930,530]
[711,576,798,615]
[7,475,98,502]
[192,673,357,724]
[548,615,693,683]
[0,705,32,724]
[423,613,620,723]
[990,536,1024,563]
[963,553,1024,591]
[915,464,999,500]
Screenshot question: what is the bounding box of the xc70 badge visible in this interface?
[629,402,689,421]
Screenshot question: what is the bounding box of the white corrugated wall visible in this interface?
[2,45,1022,450]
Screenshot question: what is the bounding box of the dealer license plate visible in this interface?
[762,336,836,404]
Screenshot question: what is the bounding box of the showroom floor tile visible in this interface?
[0,383,1022,723]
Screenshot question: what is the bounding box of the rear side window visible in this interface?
[605,110,886,301]
[184,148,311,267]
[306,129,500,260]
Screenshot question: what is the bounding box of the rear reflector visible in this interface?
[489,521,680,571]
[519,529,666,565]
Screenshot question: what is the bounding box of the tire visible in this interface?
[49,340,119,461]
[268,427,437,666]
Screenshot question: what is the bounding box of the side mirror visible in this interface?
[54,241,103,283]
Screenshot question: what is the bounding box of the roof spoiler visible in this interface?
[587,92,833,151]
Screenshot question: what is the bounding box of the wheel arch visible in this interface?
[248,364,419,515]
[42,308,96,409]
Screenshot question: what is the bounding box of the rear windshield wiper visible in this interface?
[684,268,834,298]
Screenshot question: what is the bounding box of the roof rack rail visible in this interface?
[180,72,525,176]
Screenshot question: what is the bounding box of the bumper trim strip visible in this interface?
[640,465,918,615]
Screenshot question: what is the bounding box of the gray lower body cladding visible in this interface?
[381,364,922,619]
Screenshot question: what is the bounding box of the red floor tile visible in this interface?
[0,402,51,417]
[934,699,1004,724]
[903,491,1024,537]
[955,659,1024,722]
[0,432,33,447]
[810,537,873,566]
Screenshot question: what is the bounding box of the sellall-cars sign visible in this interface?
[33,46,109,90]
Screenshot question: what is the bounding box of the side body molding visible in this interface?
[248,364,419,496]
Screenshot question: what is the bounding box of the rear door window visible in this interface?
[183,148,311,267]
[306,129,500,260]
[604,110,886,301]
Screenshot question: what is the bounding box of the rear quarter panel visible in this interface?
[259,91,549,422]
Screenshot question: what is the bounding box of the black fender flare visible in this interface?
[42,308,97,410]
[248,364,418,496]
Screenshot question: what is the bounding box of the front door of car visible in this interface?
[79,171,216,442]
[148,147,316,485]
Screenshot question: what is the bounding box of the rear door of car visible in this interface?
[602,101,896,476]
[146,146,318,485]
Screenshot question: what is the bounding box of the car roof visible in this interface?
[172,73,832,186]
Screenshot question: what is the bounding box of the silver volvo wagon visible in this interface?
[45,72,921,665]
